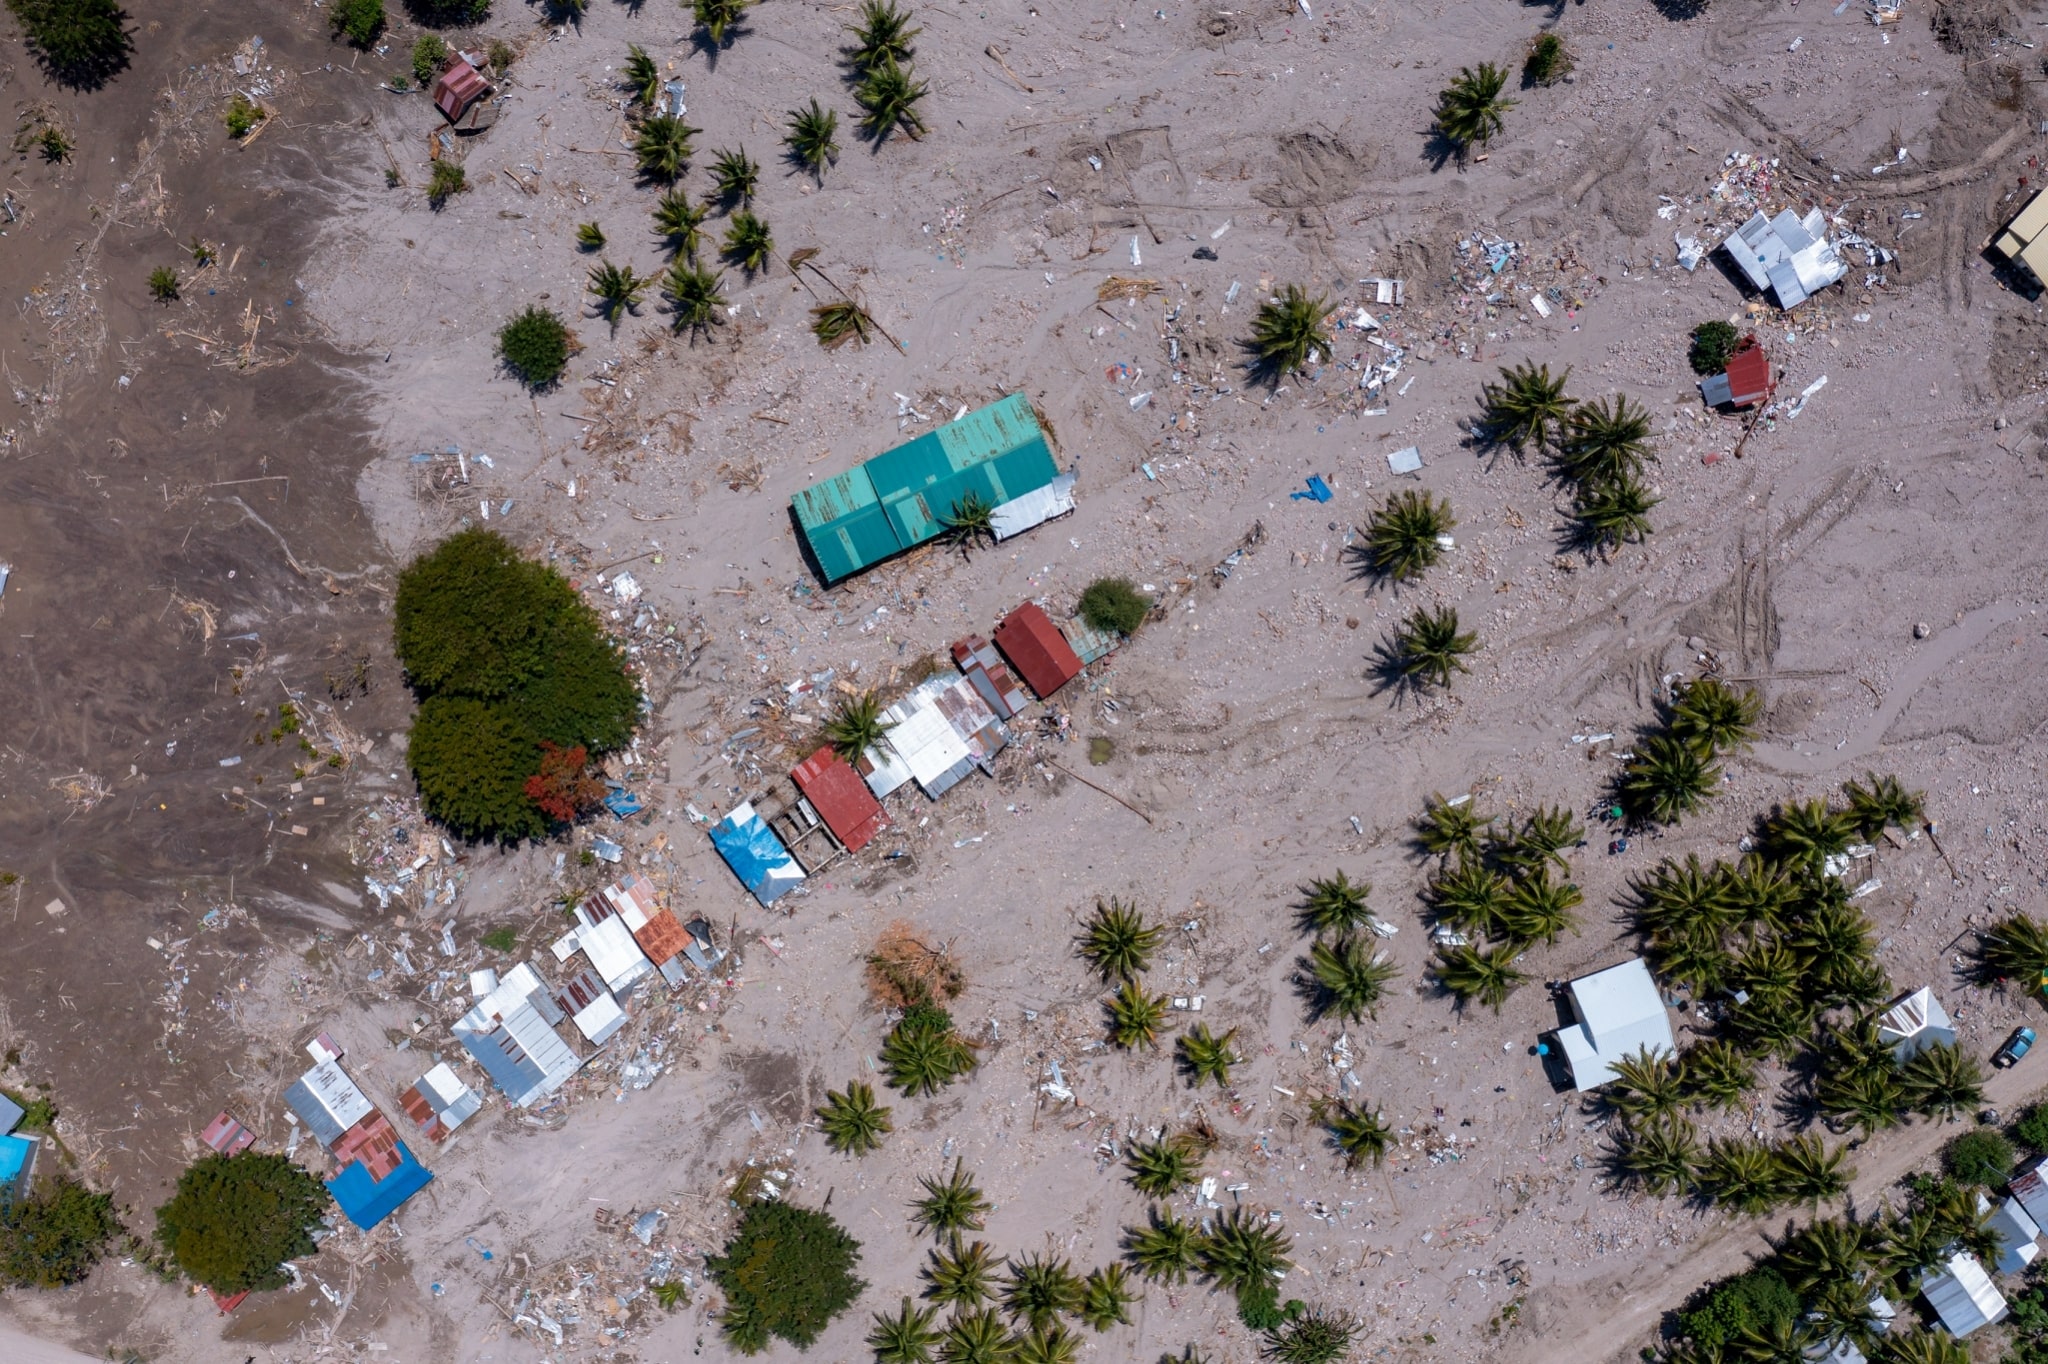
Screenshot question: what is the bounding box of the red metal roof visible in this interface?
[200,1110,256,1156]
[1723,337,1773,407]
[791,747,889,853]
[993,602,1083,699]
[332,1111,404,1181]
[210,1288,251,1314]
[432,57,490,123]
[632,907,692,967]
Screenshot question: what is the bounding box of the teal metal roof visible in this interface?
[795,394,1061,583]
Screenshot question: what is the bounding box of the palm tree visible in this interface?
[1076,1264,1136,1332]
[1433,62,1515,151]
[847,0,921,72]
[882,1013,976,1097]
[1573,473,1659,553]
[1197,1209,1293,1297]
[1106,980,1169,1049]
[1555,394,1655,487]
[1001,1253,1083,1332]
[692,0,751,45]
[586,260,648,331]
[1176,1024,1238,1089]
[1818,1062,1905,1137]
[1433,943,1526,1012]
[1762,798,1855,870]
[1327,1103,1392,1168]
[1126,1138,1199,1197]
[1732,1313,1814,1364]
[824,688,894,759]
[652,189,708,257]
[1694,1136,1785,1216]
[1382,605,1478,692]
[1723,855,1797,930]
[1612,1113,1697,1196]
[1877,1331,1970,1364]
[1077,898,1164,982]
[938,1308,1013,1364]
[721,209,774,274]
[1631,854,1737,941]
[1605,1048,1685,1122]
[575,220,606,251]
[1900,1042,1983,1121]
[1671,678,1762,755]
[817,1080,893,1155]
[1680,1038,1756,1111]
[1775,1217,1875,1297]
[786,98,842,178]
[870,1297,943,1364]
[1415,794,1489,862]
[926,1237,1001,1306]
[1480,361,1572,453]
[621,42,661,105]
[1842,771,1925,838]
[1879,1208,1953,1286]
[1265,1309,1360,1364]
[1012,1323,1080,1364]
[1124,1207,1201,1283]
[1917,1178,2001,1264]
[1304,934,1399,1022]
[1618,733,1721,825]
[1727,990,1817,1063]
[1248,285,1332,381]
[1500,867,1582,946]
[1790,900,1882,1008]
[813,299,875,349]
[710,146,759,205]
[1496,805,1584,874]
[942,491,997,554]
[1648,923,1734,997]
[1425,858,1510,938]
[1361,490,1454,583]
[1772,1133,1854,1207]
[663,260,726,337]
[912,1159,992,1238]
[1732,937,1802,1006]
[1298,870,1372,933]
[633,114,698,181]
[856,52,929,141]
[1973,912,2048,986]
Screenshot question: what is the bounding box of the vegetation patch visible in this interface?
[5,0,131,86]
[706,1200,864,1353]
[0,1177,119,1287]
[154,1152,328,1294]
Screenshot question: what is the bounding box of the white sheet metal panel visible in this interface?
[1560,958,1675,1090]
[885,700,973,791]
[990,471,1078,541]
[571,993,629,1046]
[1921,1252,2006,1337]
[574,911,653,995]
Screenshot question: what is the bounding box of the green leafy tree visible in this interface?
[1433,62,1514,150]
[1124,1207,1200,1283]
[847,0,919,72]
[1554,394,1655,487]
[1077,898,1163,982]
[1176,1023,1238,1088]
[912,1159,990,1238]
[1524,31,1570,85]
[1003,1253,1083,1331]
[1943,1129,2013,1187]
[427,160,467,208]
[408,696,550,842]
[924,1236,1000,1306]
[1247,284,1331,381]
[634,114,699,182]
[722,209,774,274]
[824,688,894,760]
[1126,1138,1199,1197]
[1078,578,1151,633]
[693,0,751,45]
[1671,678,1760,755]
[1077,1263,1136,1331]
[1618,733,1720,825]
[2016,1102,2048,1152]
[497,305,570,388]
[1432,942,1526,1012]
[154,1153,328,1294]
[817,1080,892,1155]
[1297,870,1372,934]
[1326,1103,1391,1168]
[708,1200,865,1353]
[1676,1267,1799,1358]
[147,265,179,302]
[1380,605,1478,692]
[786,98,841,177]
[1106,980,1169,1049]
[1480,361,1572,453]
[1842,772,1924,838]
[856,52,928,141]
[869,1297,942,1364]
[1360,489,1454,584]
[1688,320,1740,375]
[7,0,131,84]
[411,32,449,85]
[0,1177,119,1288]
[711,146,759,204]
[1304,934,1399,1022]
[329,0,385,48]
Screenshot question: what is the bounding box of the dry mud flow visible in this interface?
[8,0,2048,1361]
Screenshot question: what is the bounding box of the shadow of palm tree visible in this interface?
[1421,126,1464,173]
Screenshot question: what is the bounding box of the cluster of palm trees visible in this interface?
[1479,361,1660,554]
[1813,1021,1983,1136]
[1617,677,1760,826]
[814,1000,979,1151]
[1289,872,1401,1027]
[1074,899,1243,1091]
[1120,1205,1297,1328]
[1415,797,1585,1012]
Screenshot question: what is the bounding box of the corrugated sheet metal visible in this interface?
[285,1059,374,1149]
[792,467,879,531]
[1061,612,1123,666]
[991,471,1078,542]
[791,746,890,852]
[952,635,1030,719]
[632,907,692,969]
[935,393,1044,468]
[993,602,1083,699]
[200,1111,257,1156]
[327,1140,433,1230]
[432,58,489,123]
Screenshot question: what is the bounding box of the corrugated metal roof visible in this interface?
[0,1092,25,1134]
[632,907,693,969]
[953,635,1030,719]
[792,747,890,852]
[792,467,879,532]
[1558,958,1676,1090]
[454,963,582,1107]
[432,57,490,123]
[993,602,1084,699]
[601,874,662,931]
[285,1059,374,1149]
[883,699,973,792]
[992,471,1078,541]
[200,1111,257,1156]
[1061,612,1123,667]
[1921,1252,2005,1337]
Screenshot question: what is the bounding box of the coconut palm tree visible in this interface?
[1415,794,1489,862]
[1176,1024,1238,1089]
[1790,900,1884,1008]
[1680,1038,1756,1111]
[1426,858,1511,938]
[1555,394,1655,487]
[1076,1264,1136,1332]
[1900,1042,1983,1121]
[1648,923,1735,997]
[1618,733,1721,825]
[586,260,648,331]
[575,220,606,251]
[1723,855,1797,930]
[1124,1207,1201,1283]
[847,0,921,72]
[1732,1313,1814,1364]
[938,1307,1012,1363]
[812,299,875,349]
[1077,898,1164,982]
[883,1007,977,1095]
[1818,1062,1906,1137]
[1670,678,1762,755]
[721,209,773,274]
[1694,1136,1785,1216]
[652,189,708,257]
[1877,1330,1970,1364]
[1001,1254,1083,1332]
[692,0,751,45]
[824,688,894,759]
[1298,870,1372,933]
[1012,1323,1080,1364]
[912,1159,992,1238]
[1761,798,1856,870]
[1916,1179,2001,1264]
[1381,605,1478,692]
[1879,1208,1954,1286]
[621,42,661,105]
[1612,1113,1697,1197]
[1631,854,1738,941]
[633,114,698,181]
[1361,490,1454,584]
[1973,911,2048,986]
[869,1297,943,1364]
[1605,1047,1686,1122]
[1105,980,1169,1049]
[1433,943,1526,1013]
[856,52,929,141]
[1304,934,1399,1022]
[710,146,759,205]
[1480,361,1573,453]
[1732,937,1803,1006]
[1775,1217,1876,1297]
[1248,285,1333,381]
[786,98,841,178]
[1198,1209,1293,1298]
[1327,1103,1392,1168]
[1432,62,1515,151]
[663,260,726,337]
[1500,867,1582,946]
[942,490,997,555]
[1126,1138,1199,1197]
[1842,771,1925,838]
[926,1237,1001,1306]
[817,1080,893,1155]
[1772,1133,1854,1208]
[1497,805,1584,873]
[1573,473,1660,554]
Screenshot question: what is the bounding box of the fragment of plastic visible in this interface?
[1288,475,1334,503]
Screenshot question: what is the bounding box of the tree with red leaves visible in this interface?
[523,742,606,824]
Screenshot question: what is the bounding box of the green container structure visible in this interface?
[791,393,1060,583]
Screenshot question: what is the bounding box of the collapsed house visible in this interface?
[1721,208,1847,309]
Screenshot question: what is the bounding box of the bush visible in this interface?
[405,0,490,23]
[223,94,261,139]
[3,1090,55,1131]
[706,1200,865,1353]
[4,0,131,86]
[329,0,385,47]
[411,33,449,86]
[1524,31,1569,85]
[154,1153,328,1294]
[147,266,178,302]
[1946,1129,2016,1187]
[1078,577,1151,634]
[2017,1103,2048,1153]
[1677,1266,1798,1354]
[480,926,518,953]
[0,1177,119,1287]
[427,159,466,208]
[1688,320,1739,375]
[497,305,570,389]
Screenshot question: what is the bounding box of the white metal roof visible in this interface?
[570,992,628,1046]
[453,961,581,1107]
[1723,208,1847,309]
[601,874,662,931]
[1921,1251,2006,1336]
[1877,986,1956,1060]
[285,1058,373,1148]
[990,470,1078,541]
[1559,958,1675,1090]
[882,696,973,790]
[415,1062,483,1130]
[570,909,652,994]
[1991,1196,2041,1276]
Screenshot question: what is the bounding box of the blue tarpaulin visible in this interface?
[604,790,644,818]
[327,1141,433,1230]
[709,802,806,905]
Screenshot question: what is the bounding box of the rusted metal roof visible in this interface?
[632,907,692,969]
[332,1110,404,1181]
[993,602,1083,699]
[952,635,1030,718]
[432,56,490,123]
[200,1110,257,1156]
[792,746,889,852]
